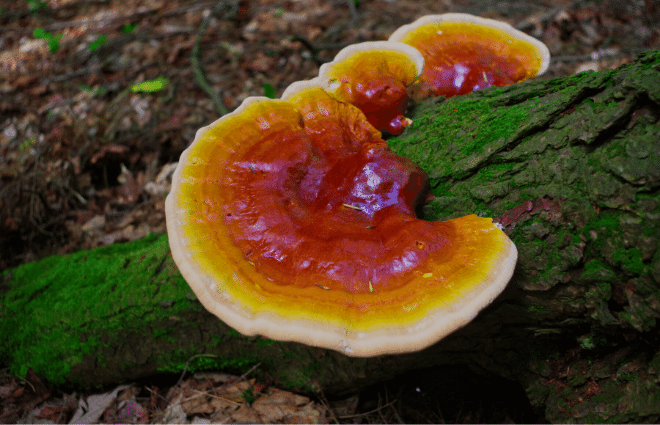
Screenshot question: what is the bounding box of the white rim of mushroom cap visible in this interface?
[389,13,550,77]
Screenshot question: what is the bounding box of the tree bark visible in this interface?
[2,50,659,423]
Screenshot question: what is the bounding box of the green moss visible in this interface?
[389,94,530,183]
[582,259,616,282]
[569,372,588,386]
[526,304,549,313]
[578,334,608,350]
[584,412,607,424]
[122,361,138,370]
[227,328,243,338]
[612,247,646,274]
[153,328,176,343]
[0,234,197,385]
[525,379,553,403]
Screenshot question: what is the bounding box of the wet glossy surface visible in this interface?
[169,89,515,350]
[218,90,453,294]
[322,50,420,135]
[167,21,519,352]
[351,76,411,134]
[400,22,544,97]
[422,59,516,97]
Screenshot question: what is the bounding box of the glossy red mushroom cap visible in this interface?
[316,41,424,135]
[389,13,550,98]
[166,81,517,356]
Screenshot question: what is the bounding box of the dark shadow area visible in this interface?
[355,364,545,424]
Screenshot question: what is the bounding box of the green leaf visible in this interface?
[79,85,107,97]
[241,387,257,405]
[47,37,59,53]
[263,83,275,99]
[27,0,48,11]
[121,23,137,34]
[130,77,169,93]
[88,35,107,51]
[33,28,48,39]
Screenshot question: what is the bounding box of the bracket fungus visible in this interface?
[389,13,550,98]
[317,41,424,135]
[166,77,518,356]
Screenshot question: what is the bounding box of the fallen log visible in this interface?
[1,49,659,423]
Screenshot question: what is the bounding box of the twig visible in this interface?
[345,0,358,22]
[316,386,340,424]
[191,2,238,117]
[175,354,219,387]
[233,362,262,384]
[289,35,349,65]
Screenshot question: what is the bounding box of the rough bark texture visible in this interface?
[2,50,659,423]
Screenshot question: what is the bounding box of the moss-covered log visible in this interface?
[2,50,659,423]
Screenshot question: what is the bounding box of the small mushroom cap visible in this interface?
[166,83,517,357]
[317,41,424,135]
[389,13,550,98]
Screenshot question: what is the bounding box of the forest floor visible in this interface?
[1,0,659,423]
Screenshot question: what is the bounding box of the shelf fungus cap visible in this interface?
[317,41,424,135]
[166,81,517,357]
[389,13,550,98]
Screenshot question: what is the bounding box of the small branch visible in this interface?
[345,0,358,22]
[289,35,348,65]
[175,354,219,387]
[192,2,239,117]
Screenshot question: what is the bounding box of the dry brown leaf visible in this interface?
[251,388,327,424]
[231,403,263,423]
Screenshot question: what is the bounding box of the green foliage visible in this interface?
[88,35,107,51]
[121,23,137,34]
[33,28,62,53]
[578,334,606,350]
[262,83,275,99]
[27,0,48,11]
[78,85,107,97]
[19,138,36,152]
[130,77,169,93]
[242,387,257,405]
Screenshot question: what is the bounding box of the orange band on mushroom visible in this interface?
[316,41,424,135]
[166,81,518,356]
[389,13,550,98]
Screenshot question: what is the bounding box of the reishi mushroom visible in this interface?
[166,79,518,356]
[389,13,550,98]
[316,41,424,135]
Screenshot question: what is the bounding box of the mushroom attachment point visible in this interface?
[166,82,517,357]
[389,13,550,98]
[316,41,424,135]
